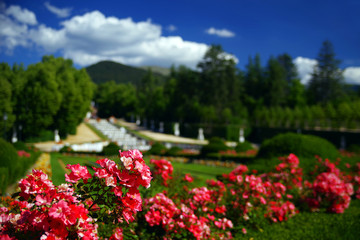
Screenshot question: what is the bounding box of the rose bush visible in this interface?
[0,149,151,240]
[1,149,359,239]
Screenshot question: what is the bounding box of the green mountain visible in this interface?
[85,60,168,86]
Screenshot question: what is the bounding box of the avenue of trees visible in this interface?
[95,41,360,131]
[0,56,94,141]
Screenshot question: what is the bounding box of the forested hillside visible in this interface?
[86,60,167,86]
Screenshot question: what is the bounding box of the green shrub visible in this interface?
[200,137,229,157]
[258,132,339,159]
[147,142,167,155]
[102,142,120,157]
[347,144,360,153]
[0,138,19,187]
[12,141,27,150]
[166,146,182,156]
[59,145,74,153]
[235,141,254,152]
[0,167,9,195]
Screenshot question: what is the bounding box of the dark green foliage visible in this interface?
[147,142,167,155]
[235,141,254,152]
[347,144,360,153]
[0,138,19,186]
[307,40,345,104]
[165,146,182,156]
[0,167,9,195]
[102,142,120,157]
[59,145,74,153]
[1,56,94,142]
[86,60,166,86]
[258,132,339,159]
[12,141,27,150]
[200,137,229,156]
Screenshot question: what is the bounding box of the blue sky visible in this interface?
[1,0,360,84]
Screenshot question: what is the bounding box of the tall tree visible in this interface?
[277,53,298,84]
[244,54,264,101]
[197,45,239,120]
[0,63,14,139]
[307,40,344,104]
[264,57,288,107]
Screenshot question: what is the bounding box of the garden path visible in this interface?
[33,123,102,152]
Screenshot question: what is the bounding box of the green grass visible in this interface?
[50,153,100,185]
[243,199,360,240]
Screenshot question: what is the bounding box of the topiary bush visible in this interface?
[200,137,229,157]
[147,142,167,155]
[166,146,182,156]
[235,141,254,153]
[258,132,339,160]
[0,138,19,192]
[102,142,120,157]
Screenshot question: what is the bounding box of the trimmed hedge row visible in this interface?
[0,139,40,195]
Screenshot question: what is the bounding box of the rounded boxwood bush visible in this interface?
[258,132,339,160]
[147,142,167,155]
[102,142,120,157]
[200,137,229,156]
[235,141,254,153]
[166,146,182,156]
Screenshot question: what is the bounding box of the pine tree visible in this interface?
[307,40,344,104]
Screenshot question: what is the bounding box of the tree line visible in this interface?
[0,56,94,141]
[95,40,360,130]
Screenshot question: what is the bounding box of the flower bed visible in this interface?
[1,150,359,239]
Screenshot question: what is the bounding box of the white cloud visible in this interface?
[5,5,37,25]
[44,2,72,18]
[0,5,37,52]
[166,24,177,32]
[293,56,317,85]
[205,27,235,38]
[293,56,360,85]
[1,6,242,69]
[27,10,209,68]
[344,67,360,84]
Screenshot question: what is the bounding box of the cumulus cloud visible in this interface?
[44,2,72,18]
[0,5,37,52]
[5,5,37,25]
[343,67,360,84]
[205,27,235,38]
[293,56,317,85]
[22,9,209,68]
[293,56,360,85]
[1,5,243,68]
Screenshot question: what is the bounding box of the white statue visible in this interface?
[239,128,245,143]
[55,129,60,143]
[174,123,180,136]
[198,128,204,141]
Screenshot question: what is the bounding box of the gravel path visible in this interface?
[33,123,102,152]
